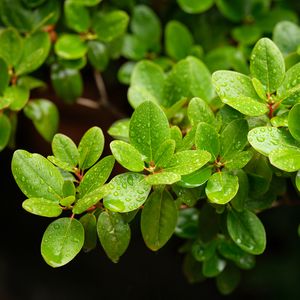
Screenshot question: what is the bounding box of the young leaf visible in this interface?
[110,140,144,172]
[187,97,215,126]
[288,104,300,141]
[97,211,130,263]
[41,218,84,267]
[195,122,220,161]
[128,60,165,108]
[22,198,62,217]
[78,155,115,197]
[12,150,64,202]
[52,133,79,169]
[129,101,170,162]
[73,184,111,214]
[248,126,297,156]
[212,71,268,116]
[0,113,11,151]
[55,34,87,60]
[15,31,51,75]
[227,209,266,255]
[165,20,193,61]
[177,0,214,14]
[250,38,285,93]
[164,150,211,175]
[0,58,9,95]
[92,10,129,43]
[103,173,151,213]
[153,139,175,168]
[269,147,300,172]
[80,213,97,252]
[141,189,178,251]
[145,172,181,185]
[78,126,104,170]
[205,172,239,205]
[62,180,76,197]
[216,265,241,295]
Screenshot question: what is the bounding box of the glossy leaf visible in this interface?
[145,172,181,185]
[22,198,62,217]
[80,213,97,252]
[205,172,239,205]
[296,170,300,192]
[179,166,212,188]
[224,151,253,170]
[4,86,29,111]
[269,148,300,172]
[227,209,266,255]
[78,126,104,170]
[64,2,90,33]
[188,97,215,126]
[97,211,130,263]
[128,61,165,108]
[250,38,285,93]
[110,140,144,172]
[87,41,109,71]
[164,150,211,175]
[153,139,175,168]
[141,189,178,251]
[165,20,193,61]
[0,113,11,151]
[129,101,170,162]
[41,218,84,267]
[16,31,50,75]
[92,10,129,42]
[103,173,151,213]
[108,119,130,141]
[177,0,213,14]
[0,58,9,96]
[288,104,300,141]
[78,155,115,197]
[68,0,101,6]
[175,208,199,239]
[24,99,59,142]
[121,34,147,61]
[12,150,64,202]
[202,253,226,278]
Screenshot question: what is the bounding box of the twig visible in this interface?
[77,97,100,109]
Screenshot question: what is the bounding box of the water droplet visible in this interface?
[257,136,265,142]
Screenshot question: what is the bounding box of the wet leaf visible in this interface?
[154,139,175,168]
[269,147,300,172]
[108,118,130,142]
[0,113,11,151]
[202,253,226,278]
[80,213,97,252]
[288,103,300,141]
[145,172,181,185]
[187,97,215,126]
[22,198,62,217]
[5,86,29,111]
[179,166,212,188]
[64,2,90,33]
[177,0,213,14]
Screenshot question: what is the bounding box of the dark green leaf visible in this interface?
[202,253,226,278]
[121,34,147,61]
[80,213,97,252]
[216,265,241,295]
[179,166,212,188]
[188,97,215,126]
[87,41,109,71]
[0,113,11,151]
[0,58,9,96]
[175,208,199,239]
[41,218,84,267]
[64,2,90,33]
[230,169,248,211]
[224,151,253,170]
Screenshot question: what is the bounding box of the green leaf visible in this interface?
[17,75,46,90]
[129,101,170,162]
[227,208,266,255]
[232,25,261,45]
[273,21,300,56]
[16,31,50,75]
[205,172,239,205]
[4,86,29,111]
[131,5,161,51]
[248,126,297,156]
[179,166,212,188]
[12,150,64,202]
[107,118,130,141]
[188,97,215,126]
[0,113,11,151]
[110,140,144,172]
[202,253,226,278]
[63,180,76,197]
[64,2,90,33]
[87,41,109,72]
[195,122,220,161]
[145,172,181,185]
[213,71,268,116]
[121,34,147,61]
[103,173,151,213]
[164,56,213,107]
[296,170,300,192]
[225,151,253,170]
[271,111,288,127]
[0,28,23,66]
[24,99,59,142]
[52,133,79,169]
[41,218,84,267]
[220,119,248,160]
[250,38,285,94]
[165,20,193,61]
[118,61,136,85]
[73,184,111,214]
[92,10,129,42]
[153,139,175,168]
[60,195,75,207]
[177,0,213,14]
[141,189,178,251]
[175,208,199,239]
[78,155,115,197]
[55,34,87,60]
[288,104,300,141]
[0,58,9,96]
[22,198,62,217]
[216,265,241,295]
[252,78,267,101]
[164,150,211,175]
[80,213,97,252]
[97,211,130,263]
[128,61,165,108]
[269,147,300,172]
[68,0,101,6]
[51,64,83,103]
[78,126,104,170]
[183,254,205,284]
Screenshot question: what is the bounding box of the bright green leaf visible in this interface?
[177,0,213,14]
[153,139,175,168]
[188,97,215,126]
[269,147,300,172]
[64,2,90,33]
[145,172,181,185]
[22,198,62,217]
[4,86,29,111]
[107,118,130,142]
[179,166,212,188]
[87,41,109,71]
[288,104,300,141]
[224,151,253,170]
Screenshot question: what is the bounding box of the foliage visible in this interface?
[1,0,300,295]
